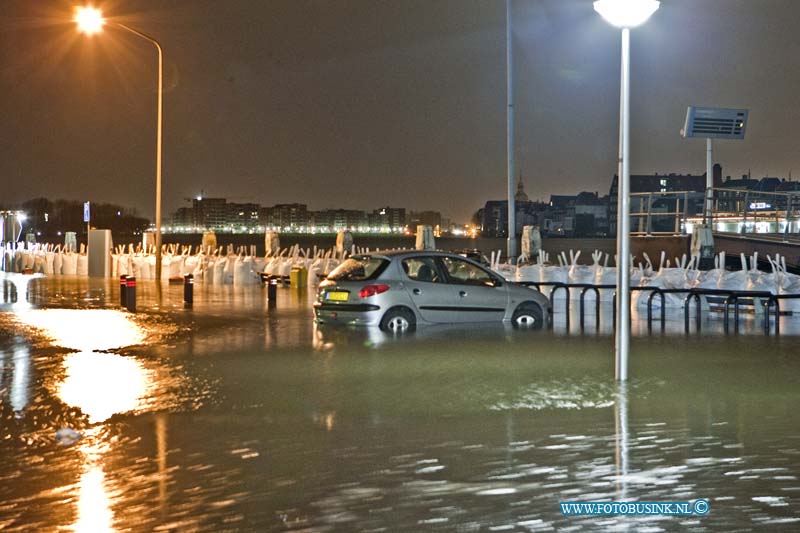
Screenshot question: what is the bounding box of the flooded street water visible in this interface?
[1,274,799,531]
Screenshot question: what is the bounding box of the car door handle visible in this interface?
[413,288,421,295]
[459,290,468,297]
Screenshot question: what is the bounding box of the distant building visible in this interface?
[718,175,796,213]
[408,210,442,229]
[544,195,577,236]
[369,206,406,229]
[608,166,717,234]
[262,203,309,229]
[777,179,800,192]
[574,192,610,237]
[480,201,508,237]
[719,175,759,191]
[228,202,260,229]
[755,177,782,193]
[312,209,367,230]
[193,197,228,230]
[165,195,440,234]
[172,207,194,227]
[481,179,558,237]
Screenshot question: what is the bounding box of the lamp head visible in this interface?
[74,6,105,35]
[594,0,660,28]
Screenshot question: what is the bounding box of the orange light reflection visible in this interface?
[15,309,145,352]
[74,465,115,533]
[57,351,152,424]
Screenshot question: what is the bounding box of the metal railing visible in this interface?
[706,187,800,241]
[519,281,800,336]
[629,190,701,236]
[625,187,800,241]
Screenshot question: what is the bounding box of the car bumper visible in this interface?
[313,302,383,326]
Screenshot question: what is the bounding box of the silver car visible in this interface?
[314,250,551,331]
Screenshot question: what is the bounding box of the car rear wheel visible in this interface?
[380,307,416,332]
[512,303,544,329]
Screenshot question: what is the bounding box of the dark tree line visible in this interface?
[5,198,150,240]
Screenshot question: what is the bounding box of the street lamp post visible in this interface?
[75,6,164,282]
[594,0,660,381]
[506,0,517,264]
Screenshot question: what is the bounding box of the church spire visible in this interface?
[515,174,529,202]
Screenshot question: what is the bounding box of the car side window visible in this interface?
[441,257,494,286]
[402,257,441,283]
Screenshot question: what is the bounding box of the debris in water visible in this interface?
[55,428,81,446]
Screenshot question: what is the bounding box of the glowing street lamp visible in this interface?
[75,6,165,282]
[593,0,660,28]
[74,6,104,35]
[594,0,659,381]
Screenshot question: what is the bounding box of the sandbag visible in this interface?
[62,253,78,275]
[76,254,88,276]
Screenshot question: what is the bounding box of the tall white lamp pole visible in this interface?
[75,6,165,282]
[594,0,660,381]
[506,0,517,263]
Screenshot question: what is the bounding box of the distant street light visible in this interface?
[594,0,660,381]
[75,6,165,282]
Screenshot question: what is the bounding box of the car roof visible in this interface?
[362,249,472,260]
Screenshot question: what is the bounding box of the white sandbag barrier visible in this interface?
[0,241,352,288]
[512,247,800,316]
[107,243,351,287]
[0,243,87,276]
[4,241,800,319]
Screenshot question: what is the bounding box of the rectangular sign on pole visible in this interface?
[83,202,90,223]
[681,106,748,140]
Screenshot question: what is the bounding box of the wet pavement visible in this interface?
[1,274,799,531]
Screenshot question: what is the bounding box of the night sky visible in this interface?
[2,0,799,222]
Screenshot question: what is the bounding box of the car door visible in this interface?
[438,255,509,323]
[400,256,459,323]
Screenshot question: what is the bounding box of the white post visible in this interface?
[117,23,164,283]
[615,28,631,382]
[506,0,517,264]
[705,137,713,224]
[154,40,163,283]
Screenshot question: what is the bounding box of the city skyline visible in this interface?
[5,161,797,237]
[3,1,800,222]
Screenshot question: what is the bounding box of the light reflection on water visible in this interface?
[74,462,114,533]
[14,309,146,352]
[1,301,178,532]
[56,352,153,424]
[10,347,30,414]
[40,311,155,533]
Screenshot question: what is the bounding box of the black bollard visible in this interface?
[120,275,128,308]
[267,279,277,305]
[183,274,194,307]
[126,276,136,312]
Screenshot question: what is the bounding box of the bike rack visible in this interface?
[579,286,600,331]
[518,280,800,336]
[646,289,665,333]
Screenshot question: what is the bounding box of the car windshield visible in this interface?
[326,256,389,281]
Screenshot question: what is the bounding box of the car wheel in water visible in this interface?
[380,307,416,333]
[512,303,544,329]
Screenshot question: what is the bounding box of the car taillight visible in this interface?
[359,284,390,298]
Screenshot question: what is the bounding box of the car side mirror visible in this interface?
[491,278,503,287]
